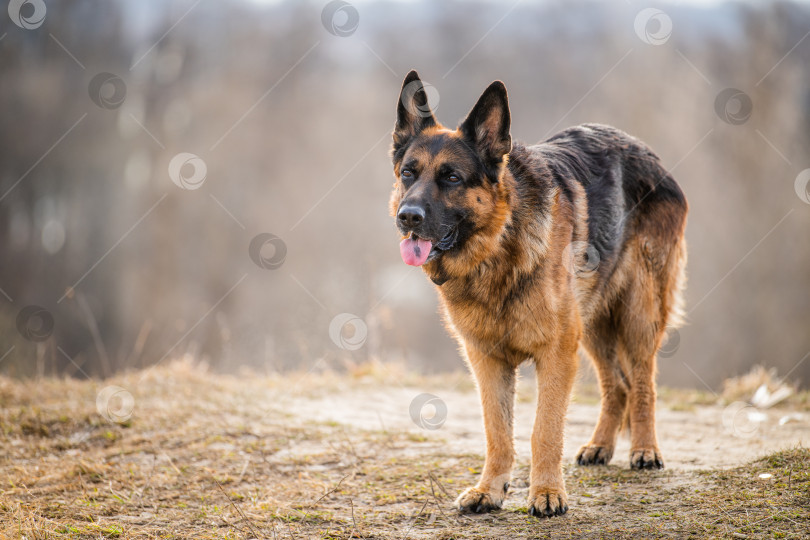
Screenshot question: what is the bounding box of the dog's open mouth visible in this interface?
[435,226,458,251]
[399,228,458,267]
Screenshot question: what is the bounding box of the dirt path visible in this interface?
[282,383,807,472]
[1,361,808,539]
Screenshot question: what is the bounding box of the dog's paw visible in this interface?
[527,487,568,518]
[455,484,507,514]
[575,444,613,466]
[629,448,664,470]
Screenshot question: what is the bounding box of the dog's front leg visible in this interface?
[455,346,516,513]
[528,337,577,517]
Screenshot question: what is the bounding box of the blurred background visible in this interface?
[1,0,808,389]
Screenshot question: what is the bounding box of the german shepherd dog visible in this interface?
[389,71,687,517]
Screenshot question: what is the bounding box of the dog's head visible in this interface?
[389,71,512,271]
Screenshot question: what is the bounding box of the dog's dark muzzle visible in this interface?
[397,204,425,231]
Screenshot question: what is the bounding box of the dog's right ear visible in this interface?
[393,70,437,154]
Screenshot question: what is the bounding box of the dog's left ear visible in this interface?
[460,81,512,172]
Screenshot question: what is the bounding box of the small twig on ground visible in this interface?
[350,497,366,539]
[314,474,349,505]
[296,472,351,529]
[404,497,430,537]
[750,510,784,527]
[219,514,251,538]
[712,500,742,528]
[215,479,262,539]
[428,475,447,518]
[429,472,451,498]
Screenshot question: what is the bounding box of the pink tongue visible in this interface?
[400,237,433,266]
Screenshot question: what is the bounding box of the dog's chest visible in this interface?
[438,277,557,358]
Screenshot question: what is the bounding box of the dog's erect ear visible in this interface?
[459,81,512,171]
[393,70,437,153]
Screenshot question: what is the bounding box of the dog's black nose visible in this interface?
[398,205,425,228]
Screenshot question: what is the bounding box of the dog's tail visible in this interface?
[665,237,688,330]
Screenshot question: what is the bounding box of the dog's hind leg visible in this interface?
[617,270,667,470]
[576,317,628,466]
[622,344,664,469]
[455,346,516,513]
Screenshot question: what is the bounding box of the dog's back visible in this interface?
[523,123,688,330]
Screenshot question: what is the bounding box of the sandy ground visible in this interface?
[276,367,808,473]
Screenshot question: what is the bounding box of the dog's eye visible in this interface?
[447,174,461,184]
[401,169,413,179]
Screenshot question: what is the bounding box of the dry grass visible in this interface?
[0,361,807,539]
